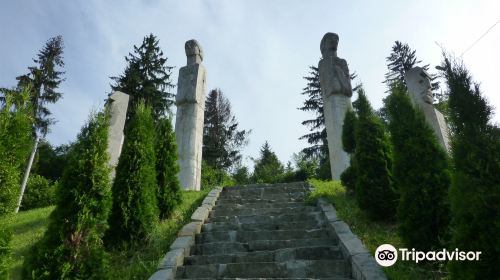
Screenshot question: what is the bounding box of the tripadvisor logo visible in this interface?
[374,244,482,267]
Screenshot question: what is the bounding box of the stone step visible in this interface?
[210,206,318,217]
[203,220,326,232]
[195,238,337,255]
[197,228,330,243]
[224,182,308,191]
[176,260,348,279]
[179,278,351,280]
[207,211,324,226]
[185,246,344,265]
[222,187,309,197]
[216,197,305,204]
[212,201,308,210]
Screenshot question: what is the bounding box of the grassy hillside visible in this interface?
[1,190,207,280]
[308,179,447,280]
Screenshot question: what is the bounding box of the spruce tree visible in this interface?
[111,34,174,120]
[155,118,181,219]
[251,142,285,184]
[353,89,396,220]
[439,55,499,279]
[387,82,451,251]
[106,102,158,248]
[23,111,111,280]
[203,88,250,171]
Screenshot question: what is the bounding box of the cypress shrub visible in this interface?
[440,55,500,279]
[155,118,181,219]
[387,83,451,251]
[23,111,111,279]
[353,90,396,220]
[340,109,357,192]
[20,175,56,211]
[0,224,12,279]
[106,102,158,248]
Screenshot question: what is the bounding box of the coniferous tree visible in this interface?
[14,36,65,212]
[251,142,284,184]
[439,55,500,279]
[340,109,357,192]
[203,88,250,171]
[353,89,396,220]
[384,41,424,87]
[111,34,174,120]
[387,82,451,251]
[106,102,158,248]
[155,118,181,219]
[24,111,111,280]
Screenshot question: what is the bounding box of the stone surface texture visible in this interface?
[149,182,385,279]
[405,67,451,152]
[318,32,353,180]
[175,39,207,191]
[106,91,129,180]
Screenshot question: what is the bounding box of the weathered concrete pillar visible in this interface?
[106,91,130,180]
[404,67,451,152]
[175,40,206,191]
[318,33,353,180]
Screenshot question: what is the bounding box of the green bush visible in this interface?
[155,118,181,219]
[20,175,56,211]
[0,223,12,279]
[23,111,111,279]
[341,109,357,192]
[201,161,235,190]
[106,102,159,248]
[440,55,500,279]
[251,142,285,184]
[353,90,397,220]
[387,83,451,251]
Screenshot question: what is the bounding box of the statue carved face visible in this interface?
[185,39,203,64]
[320,33,339,58]
[417,69,433,104]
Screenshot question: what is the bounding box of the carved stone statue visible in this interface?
[405,67,450,151]
[318,33,353,180]
[175,39,207,191]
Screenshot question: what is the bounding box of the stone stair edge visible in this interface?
[306,182,387,280]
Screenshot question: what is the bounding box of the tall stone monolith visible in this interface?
[404,67,451,152]
[318,33,353,180]
[175,39,206,191]
[106,91,130,180]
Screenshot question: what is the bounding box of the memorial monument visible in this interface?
[318,32,353,180]
[404,67,451,151]
[175,39,206,191]
[106,91,130,180]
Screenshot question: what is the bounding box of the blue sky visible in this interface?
[1,0,499,167]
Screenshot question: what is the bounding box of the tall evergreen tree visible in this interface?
[251,142,284,184]
[387,82,451,251]
[14,36,65,213]
[155,118,181,219]
[384,41,423,87]
[24,111,111,280]
[439,55,499,279]
[203,88,250,171]
[106,102,158,248]
[111,34,174,120]
[340,109,357,192]
[353,89,396,220]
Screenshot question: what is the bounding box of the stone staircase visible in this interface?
[175,182,353,279]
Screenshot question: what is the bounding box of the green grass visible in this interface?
[1,190,208,280]
[308,179,447,280]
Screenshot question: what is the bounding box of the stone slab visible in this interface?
[191,204,211,222]
[158,248,185,269]
[170,236,195,256]
[178,221,203,237]
[148,268,174,280]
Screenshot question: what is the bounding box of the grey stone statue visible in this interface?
[318,33,353,180]
[405,67,450,151]
[175,39,207,191]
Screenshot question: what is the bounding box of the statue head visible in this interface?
[320,32,339,58]
[405,67,434,104]
[185,39,203,65]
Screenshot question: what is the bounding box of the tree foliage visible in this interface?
[353,89,396,220]
[24,111,111,279]
[387,82,451,251]
[439,54,500,279]
[16,36,64,137]
[20,175,56,211]
[111,34,174,120]
[155,118,181,219]
[106,102,158,248]
[251,142,284,184]
[340,109,357,192]
[0,87,33,215]
[203,88,250,171]
[33,140,70,181]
